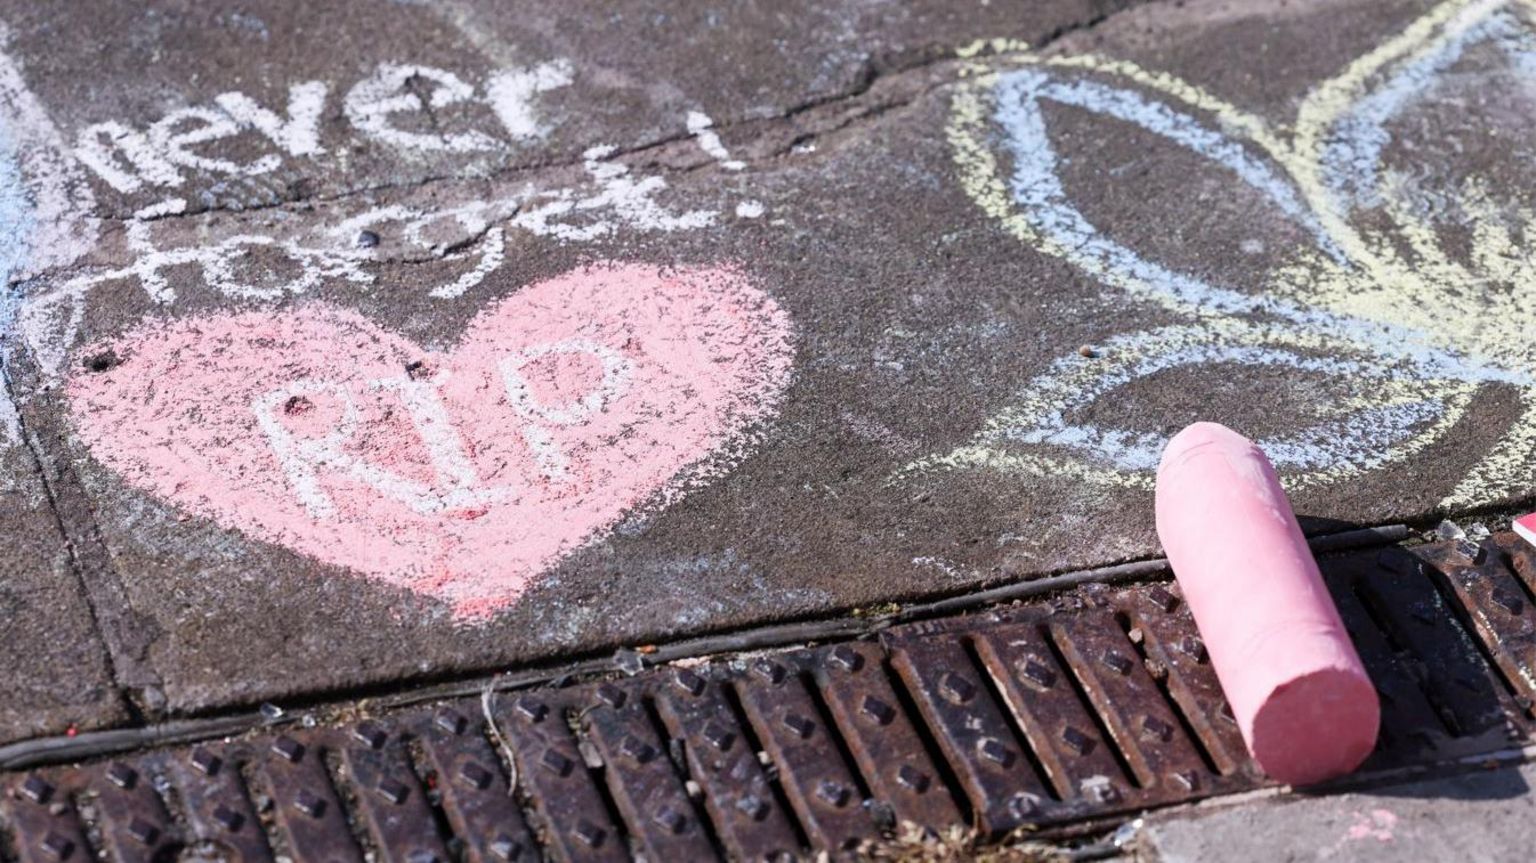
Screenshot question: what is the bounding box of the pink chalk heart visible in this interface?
[67,262,795,620]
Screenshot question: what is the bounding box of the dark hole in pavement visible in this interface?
[83,350,121,373]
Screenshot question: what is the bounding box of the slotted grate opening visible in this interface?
[638,691,733,860]
[719,674,814,852]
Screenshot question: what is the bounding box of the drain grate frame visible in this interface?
[4,533,1536,861]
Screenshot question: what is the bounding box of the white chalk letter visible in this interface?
[344,63,501,152]
[215,80,330,157]
[73,121,181,193]
[483,59,572,142]
[253,379,450,517]
[499,339,632,481]
[150,107,281,176]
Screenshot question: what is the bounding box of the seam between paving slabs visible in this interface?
[4,348,165,714]
[3,529,1533,861]
[0,353,137,723]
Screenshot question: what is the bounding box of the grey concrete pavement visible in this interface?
[2,0,1536,724]
[1139,761,1536,862]
[0,393,124,743]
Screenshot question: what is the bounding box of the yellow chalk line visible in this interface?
[931,2,1533,503]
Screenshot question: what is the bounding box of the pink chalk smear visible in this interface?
[1345,809,1397,843]
[1156,422,1378,786]
[67,262,795,620]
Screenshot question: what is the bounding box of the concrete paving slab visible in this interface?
[4,0,1536,719]
[0,0,1135,220]
[0,0,1156,714]
[0,383,125,742]
[1138,762,1536,862]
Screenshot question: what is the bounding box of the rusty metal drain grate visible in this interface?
[5,533,1536,861]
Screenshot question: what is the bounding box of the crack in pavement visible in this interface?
[58,0,1158,230]
[10,2,1158,291]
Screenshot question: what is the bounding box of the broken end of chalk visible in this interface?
[1249,666,1379,786]
[1515,513,1536,549]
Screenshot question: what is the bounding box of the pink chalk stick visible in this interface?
[1514,513,1536,548]
[1155,422,1378,786]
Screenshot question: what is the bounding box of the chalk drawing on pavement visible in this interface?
[0,22,99,457]
[73,59,574,193]
[0,41,787,617]
[906,0,1536,508]
[19,139,726,378]
[16,57,768,380]
[66,263,796,620]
